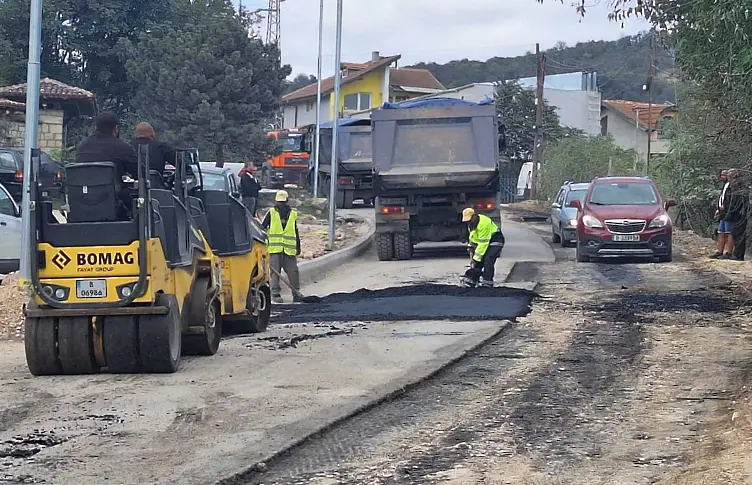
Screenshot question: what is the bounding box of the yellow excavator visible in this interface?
[23,146,271,375]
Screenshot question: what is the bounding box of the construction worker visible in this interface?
[130,121,176,177]
[262,190,302,303]
[460,208,505,287]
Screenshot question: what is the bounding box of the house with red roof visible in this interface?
[600,99,677,163]
[281,51,445,129]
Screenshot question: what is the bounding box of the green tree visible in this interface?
[0,0,172,114]
[540,135,637,200]
[285,74,317,94]
[494,81,563,160]
[124,11,291,164]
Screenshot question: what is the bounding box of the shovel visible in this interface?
[269,265,322,303]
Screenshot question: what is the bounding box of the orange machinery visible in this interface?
[261,130,311,188]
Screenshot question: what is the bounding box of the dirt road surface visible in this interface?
[234,219,752,485]
[0,209,552,485]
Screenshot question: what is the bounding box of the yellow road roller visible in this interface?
[23,146,271,375]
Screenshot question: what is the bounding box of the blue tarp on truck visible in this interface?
[380,97,494,110]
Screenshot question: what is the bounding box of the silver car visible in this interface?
[0,182,21,274]
[550,182,589,247]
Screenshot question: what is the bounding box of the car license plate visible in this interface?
[75,279,107,298]
[612,234,640,242]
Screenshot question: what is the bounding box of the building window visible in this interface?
[306,101,313,112]
[343,92,371,111]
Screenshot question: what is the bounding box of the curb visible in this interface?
[297,215,375,286]
[215,320,515,485]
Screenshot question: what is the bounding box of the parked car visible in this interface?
[199,164,242,197]
[569,176,676,263]
[0,181,21,274]
[0,147,63,201]
[551,181,589,247]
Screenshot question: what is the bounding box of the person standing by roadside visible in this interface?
[239,161,261,217]
[711,169,731,258]
[723,169,747,260]
[262,190,303,303]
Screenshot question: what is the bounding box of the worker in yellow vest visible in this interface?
[460,207,505,288]
[261,190,302,303]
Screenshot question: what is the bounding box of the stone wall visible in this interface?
[1,109,64,150]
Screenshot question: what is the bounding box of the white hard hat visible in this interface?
[461,207,475,222]
[275,190,289,202]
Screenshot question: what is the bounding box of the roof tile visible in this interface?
[389,68,445,90]
[0,98,25,110]
[0,78,95,101]
[603,100,675,129]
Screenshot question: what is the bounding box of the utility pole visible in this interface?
[327,0,343,248]
[633,107,639,171]
[312,0,323,198]
[266,0,282,47]
[19,0,43,287]
[645,30,655,174]
[530,43,546,200]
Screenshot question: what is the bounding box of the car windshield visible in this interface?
[280,135,302,152]
[202,173,226,191]
[589,182,658,205]
[565,189,587,205]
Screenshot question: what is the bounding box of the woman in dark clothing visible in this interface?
[239,161,261,217]
[720,169,747,260]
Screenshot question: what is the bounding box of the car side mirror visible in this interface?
[231,191,240,199]
[664,198,677,209]
[551,202,560,208]
[569,200,581,209]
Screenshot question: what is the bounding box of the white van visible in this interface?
[0,182,21,274]
[516,162,533,200]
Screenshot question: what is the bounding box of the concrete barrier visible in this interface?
[298,216,375,286]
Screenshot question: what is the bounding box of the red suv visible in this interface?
[569,176,676,263]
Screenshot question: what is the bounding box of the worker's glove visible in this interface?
[471,259,483,269]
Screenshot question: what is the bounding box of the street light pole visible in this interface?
[327,0,343,248]
[312,0,323,198]
[19,0,43,286]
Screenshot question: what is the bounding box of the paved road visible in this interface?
[234,220,752,485]
[0,209,551,485]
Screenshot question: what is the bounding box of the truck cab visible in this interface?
[261,130,310,188]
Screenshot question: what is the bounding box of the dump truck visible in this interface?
[302,118,374,209]
[261,129,310,188]
[371,97,505,261]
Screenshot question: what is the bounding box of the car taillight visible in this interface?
[55,171,62,182]
[474,200,495,210]
[338,177,354,185]
[14,170,22,182]
[380,206,404,214]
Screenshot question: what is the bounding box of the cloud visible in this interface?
[253,0,650,77]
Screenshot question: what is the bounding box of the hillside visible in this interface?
[409,33,676,103]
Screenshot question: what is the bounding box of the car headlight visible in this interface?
[567,218,578,227]
[649,214,670,228]
[582,214,603,228]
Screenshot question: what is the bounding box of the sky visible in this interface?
[240,0,650,79]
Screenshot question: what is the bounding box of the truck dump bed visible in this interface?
[317,118,373,174]
[371,98,499,192]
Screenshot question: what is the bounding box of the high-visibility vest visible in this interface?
[268,208,298,255]
[469,214,499,262]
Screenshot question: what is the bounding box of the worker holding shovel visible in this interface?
[262,190,304,303]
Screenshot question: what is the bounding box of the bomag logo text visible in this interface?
[77,252,135,266]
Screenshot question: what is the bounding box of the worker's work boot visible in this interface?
[460,276,477,288]
[479,278,494,288]
[292,293,304,303]
[272,294,283,304]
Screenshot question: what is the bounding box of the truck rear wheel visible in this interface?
[376,233,394,261]
[343,190,354,209]
[393,232,413,260]
[335,190,345,209]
